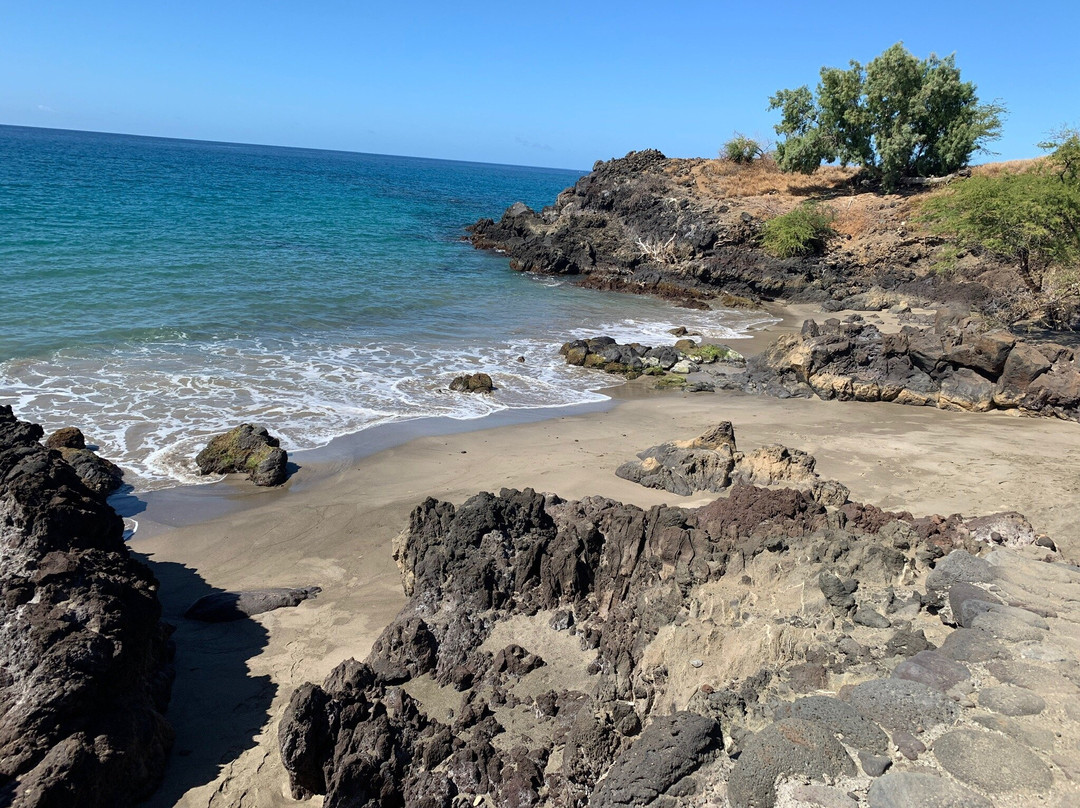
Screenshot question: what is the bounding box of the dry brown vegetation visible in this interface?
[830,197,897,239]
[671,155,1044,251]
[652,152,1076,325]
[970,156,1045,178]
[656,155,1066,316]
[689,156,857,200]
[664,157,924,247]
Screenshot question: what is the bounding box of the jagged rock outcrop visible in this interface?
[41,426,125,496]
[616,421,849,505]
[0,406,173,807]
[466,150,838,308]
[467,151,1003,316]
[279,471,1065,807]
[195,423,288,486]
[732,312,1080,421]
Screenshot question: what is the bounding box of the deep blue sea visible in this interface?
[0,125,766,489]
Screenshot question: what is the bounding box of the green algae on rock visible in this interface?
[195,423,288,486]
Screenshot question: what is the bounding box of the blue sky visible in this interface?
[1,1,1076,169]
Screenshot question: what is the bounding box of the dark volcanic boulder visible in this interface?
[938,368,995,412]
[184,586,321,622]
[449,372,495,394]
[995,342,1052,406]
[279,660,456,806]
[0,405,173,807]
[367,614,439,683]
[56,447,124,495]
[43,426,85,450]
[195,423,288,486]
[944,329,1015,376]
[727,718,857,808]
[590,712,722,807]
[40,427,124,496]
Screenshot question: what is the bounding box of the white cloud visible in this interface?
[515,135,554,152]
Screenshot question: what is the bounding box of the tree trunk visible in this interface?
[1017,250,1042,293]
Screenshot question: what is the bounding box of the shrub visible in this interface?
[722,134,763,164]
[1040,127,1080,184]
[760,203,836,258]
[920,170,1080,293]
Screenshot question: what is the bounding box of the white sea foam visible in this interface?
[0,306,774,492]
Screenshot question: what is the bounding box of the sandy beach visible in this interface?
[126,306,1080,807]
[6,27,1080,807]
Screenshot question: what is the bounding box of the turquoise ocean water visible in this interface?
[0,125,767,489]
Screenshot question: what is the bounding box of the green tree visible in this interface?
[1040,127,1080,184]
[770,43,1004,191]
[920,138,1080,293]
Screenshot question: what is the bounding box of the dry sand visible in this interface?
[128,306,1080,807]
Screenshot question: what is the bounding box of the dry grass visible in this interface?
[831,195,920,238]
[663,155,977,249]
[831,198,880,238]
[970,156,1044,178]
[691,157,858,200]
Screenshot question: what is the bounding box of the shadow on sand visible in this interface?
[133,555,275,807]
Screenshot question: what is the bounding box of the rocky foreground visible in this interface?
[0,406,173,807]
[279,430,1080,807]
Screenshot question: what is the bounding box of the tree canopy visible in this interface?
[770,43,1004,191]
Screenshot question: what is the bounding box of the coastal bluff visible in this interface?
[467,149,1002,318]
[0,406,173,807]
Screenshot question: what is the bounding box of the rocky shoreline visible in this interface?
[5,148,1080,808]
[556,309,1080,424]
[0,406,174,807]
[468,147,1080,425]
[278,433,1080,807]
[735,312,1080,420]
[19,343,1074,807]
[466,150,1007,320]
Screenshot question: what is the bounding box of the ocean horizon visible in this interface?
[1,125,768,490]
[0,123,591,174]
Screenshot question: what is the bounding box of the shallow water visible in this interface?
[1,125,769,489]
